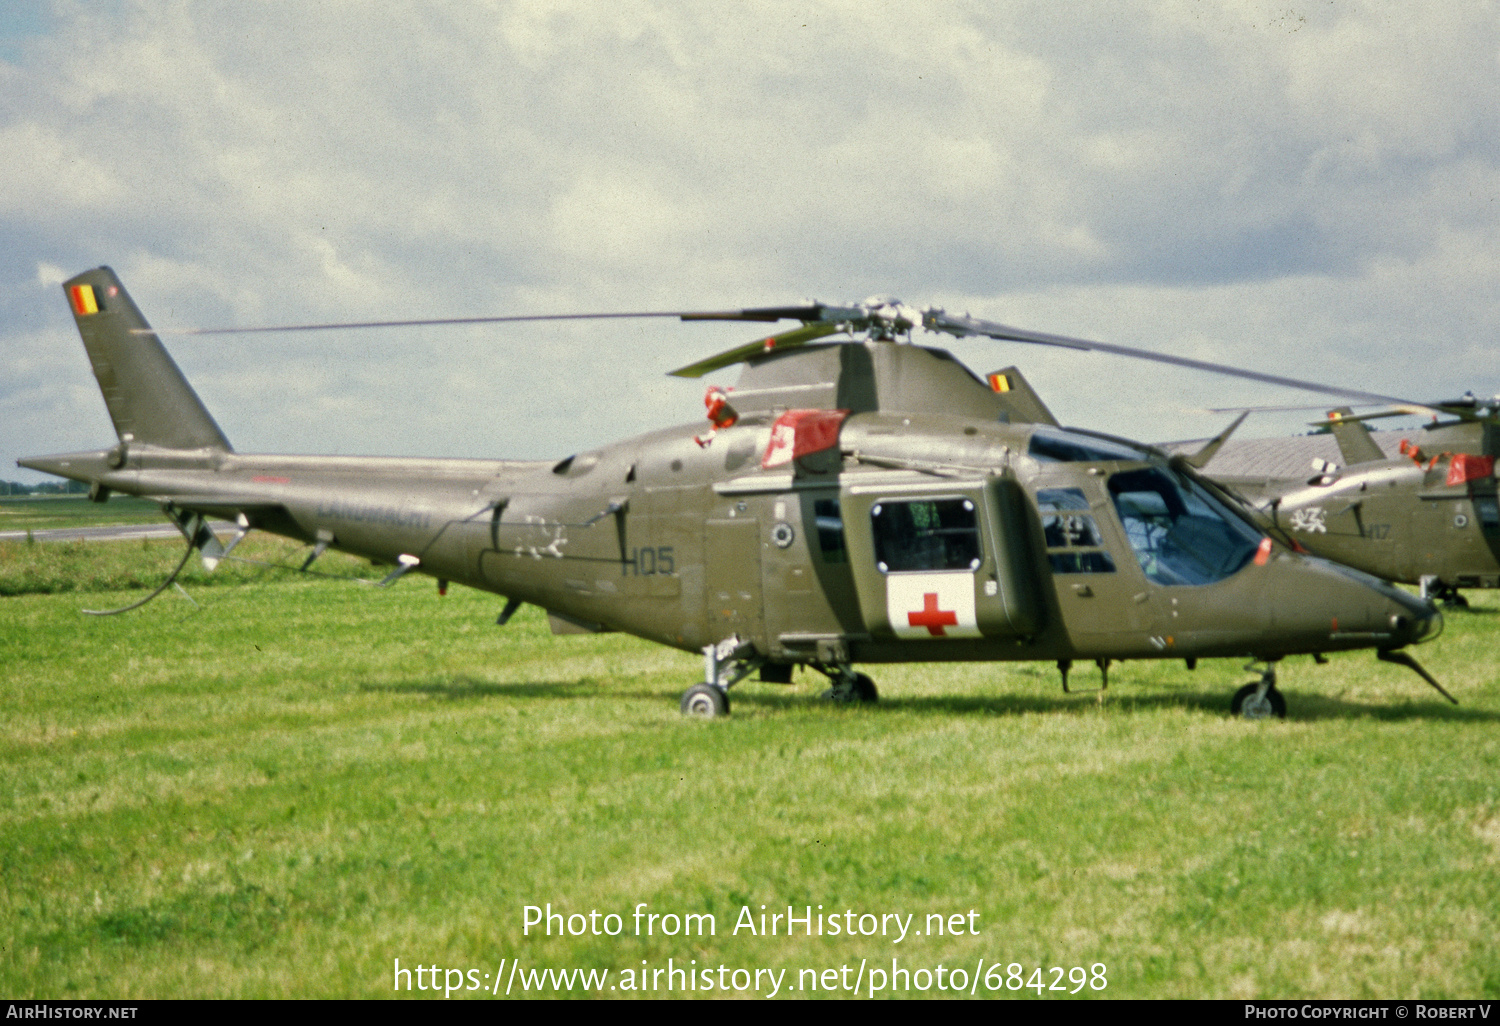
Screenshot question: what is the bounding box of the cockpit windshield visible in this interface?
[1028,427,1149,463]
[1107,467,1263,586]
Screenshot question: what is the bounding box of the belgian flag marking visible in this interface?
[69,284,99,316]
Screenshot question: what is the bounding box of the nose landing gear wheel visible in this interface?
[681,683,730,718]
[1231,682,1286,719]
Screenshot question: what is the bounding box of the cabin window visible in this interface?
[814,498,847,563]
[1036,487,1116,574]
[871,498,982,573]
[1107,468,1261,586]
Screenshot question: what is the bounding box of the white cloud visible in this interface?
[2,0,1499,479]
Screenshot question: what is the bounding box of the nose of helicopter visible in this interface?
[1388,592,1443,647]
[1269,553,1441,652]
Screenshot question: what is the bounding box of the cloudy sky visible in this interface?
[4,0,1499,481]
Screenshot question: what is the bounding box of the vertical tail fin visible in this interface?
[1182,410,1249,469]
[64,267,232,452]
[986,366,1060,426]
[1325,407,1384,466]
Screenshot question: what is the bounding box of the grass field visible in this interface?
[1,539,1497,999]
[0,496,166,533]
[0,533,370,597]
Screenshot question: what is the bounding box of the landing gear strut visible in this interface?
[1231,660,1286,720]
[1057,659,1110,693]
[1420,576,1470,609]
[680,636,760,718]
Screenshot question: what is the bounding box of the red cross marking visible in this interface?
[908,592,959,636]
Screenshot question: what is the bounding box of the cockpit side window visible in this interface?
[1036,487,1116,574]
[871,498,982,573]
[1107,468,1261,586]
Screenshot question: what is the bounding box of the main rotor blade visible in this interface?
[1307,406,1451,426]
[926,312,1431,412]
[1196,402,1388,414]
[668,322,844,378]
[147,305,829,337]
[681,305,829,323]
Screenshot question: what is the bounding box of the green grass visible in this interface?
[0,496,165,533]
[1,546,1497,999]
[0,535,370,597]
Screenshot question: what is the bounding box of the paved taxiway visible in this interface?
[0,522,234,544]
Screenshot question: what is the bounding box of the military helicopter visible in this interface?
[19,267,1451,721]
[1179,406,1500,609]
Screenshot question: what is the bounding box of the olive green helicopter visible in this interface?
[1180,404,1500,610]
[20,267,1454,720]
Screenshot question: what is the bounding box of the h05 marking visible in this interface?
[623,546,675,576]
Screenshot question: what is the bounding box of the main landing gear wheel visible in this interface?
[681,683,730,718]
[822,672,878,704]
[1422,579,1470,609]
[1231,682,1286,720]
